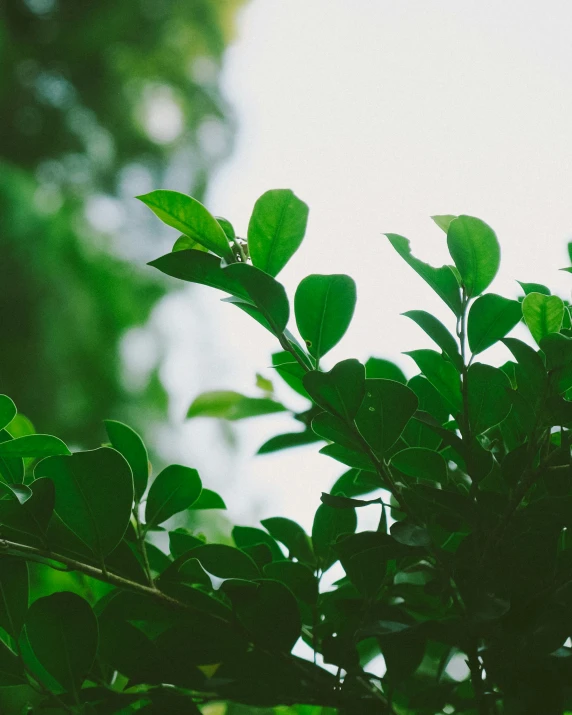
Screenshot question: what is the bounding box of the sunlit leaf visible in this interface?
[522,292,564,344]
[468,293,522,354]
[447,215,500,297]
[145,465,202,529]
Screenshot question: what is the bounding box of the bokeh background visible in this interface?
[3,0,572,556]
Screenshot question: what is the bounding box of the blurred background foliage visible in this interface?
[0,0,246,447]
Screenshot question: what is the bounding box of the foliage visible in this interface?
[0,0,244,444]
[3,189,572,715]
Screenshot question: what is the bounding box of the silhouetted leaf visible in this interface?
[390,447,447,483]
[312,504,357,570]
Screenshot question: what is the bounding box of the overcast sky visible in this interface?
[158,1,572,533]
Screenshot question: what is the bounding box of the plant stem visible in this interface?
[135,508,155,589]
[277,333,313,372]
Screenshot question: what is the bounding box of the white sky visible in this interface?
[156,1,572,533]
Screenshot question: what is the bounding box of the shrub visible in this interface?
[0,188,571,714]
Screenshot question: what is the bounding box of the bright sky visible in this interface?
[157,1,572,534]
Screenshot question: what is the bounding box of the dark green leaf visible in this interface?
[540,333,572,393]
[187,390,286,420]
[188,488,226,510]
[502,337,546,404]
[148,250,249,299]
[303,359,365,422]
[386,233,462,315]
[320,492,381,509]
[403,375,450,448]
[105,420,149,501]
[467,363,512,434]
[294,274,356,361]
[319,443,376,471]
[522,292,564,344]
[168,529,204,560]
[355,378,419,454]
[331,468,380,498]
[311,412,362,450]
[447,215,500,297]
[257,430,322,454]
[0,557,28,638]
[0,396,16,432]
[247,189,309,276]
[390,521,431,547]
[145,465,202,529]
[263,561,318,605]
[0,477,54,542]
[0,430,23,484]
[0,639,25,686]
[405,349,462,413]
[192,544,259,579]
[468,293,522,355]
[390,447,447,483]
[403,310,462,370]
[35,448,133,557]
[25,592,98,695]
[312,503,357,570]
[233,525,284,561]
[138,190,234,261]
[261,517,314,565]
[223,263,290,335]
[271,351,310,398]
[0,434,70,458]
[0,483,31,505]
[365,357,407,383]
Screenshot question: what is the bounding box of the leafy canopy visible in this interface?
[4,187,572,715]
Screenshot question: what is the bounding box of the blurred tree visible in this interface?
[0,0,245,444]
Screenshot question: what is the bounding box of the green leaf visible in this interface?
[390,520,431,547]
[446,215,500,297]
[403,310,462,370]
[319,443,376,471]
[502,337,546,403]
[233,525,284,561]
[0,557,28,638]
[145,465,202,529]
[468,293,522,354]
[386,234,462,315]
[105,420,149,501]
[303,359,365,422]
[331,468,379,498]
[0,639,25,686]
[168,529,204,560]
[312,503,357,570]
[355,378,419,454]
[0,434,70,458]
[467,363,512,434]
[226,579,301,652]
[0,483,31,505]
[294,274,356,361]
[191,544,259,579]
[247,189,309,276]
[390,447,447,483]
[522,292,565,344]
[405,349,462,413]
[35,448,134,557]
[25,592,98,695]
[431,214,457,233]
[0,430,23,484]
[403,375,450,449]
[172,234,208,252]
[539,333,572,393]
[257,430,322,454]
[365,357,407,383]
[261,517,314,565]
[188,488,226,510]
[138,190,234,261]
[311,412,363,450]
[0,396,16,432]
[187,390,286,420]
[148,250,250,299]
[320,492,381,509]
[0,477,54,542]
[271,351,310,398]
[517,281,551,296]
[223,263,290,335]
[263,561,318,605]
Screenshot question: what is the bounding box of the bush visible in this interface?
[0,188,571,714]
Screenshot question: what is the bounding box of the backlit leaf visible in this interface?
[0,434,70,458]
[0,396,16,432]
[303,359,365,422]
[187,391,286,420]
[145,465,202,529]
[522,292,564,344]
[403,310,462,370]
[468,293,522,354]
[447,215,500,297]
[247,189,309,276]
[405,349,462,413]
[105,420,149,501]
